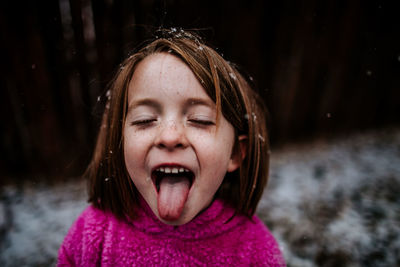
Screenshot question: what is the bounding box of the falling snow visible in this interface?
[252,112,257,121]
[229,72,237,80]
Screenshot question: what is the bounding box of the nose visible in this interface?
[155,120,188,150]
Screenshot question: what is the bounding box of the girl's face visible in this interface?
[124,53,241,225]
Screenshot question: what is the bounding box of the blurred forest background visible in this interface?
[1,0,399,179]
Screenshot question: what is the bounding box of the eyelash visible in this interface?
[130,119,215,127]
[131,119,157,126]
[189,119,215,126]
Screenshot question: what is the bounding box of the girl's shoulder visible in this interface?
[66,205,113,236]
[236,215,286,266]
[77,205,111,225]
[57,205,119,266]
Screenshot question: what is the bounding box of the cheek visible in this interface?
[123,129,147,169]
[124,127,149,149]
[193,134,234,167]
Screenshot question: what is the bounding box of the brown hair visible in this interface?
[86,29,270,220]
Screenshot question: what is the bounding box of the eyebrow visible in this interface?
[185,98,216,110]
[127,98,161,114]
[126,97,216,115]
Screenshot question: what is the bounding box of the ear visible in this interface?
[227,135,248,172]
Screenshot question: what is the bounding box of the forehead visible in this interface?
[127,53,209,102]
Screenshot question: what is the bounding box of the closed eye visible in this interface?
[131,119,157,126]
[188,119,215,126]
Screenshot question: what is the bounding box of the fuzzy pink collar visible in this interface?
[129,197,247,240]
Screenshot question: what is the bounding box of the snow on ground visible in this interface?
[258,128,400,267]
[0,179,87,266]
[1,128,400,266]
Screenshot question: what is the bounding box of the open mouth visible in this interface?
[151,165,195,221]
[151,166,194,192]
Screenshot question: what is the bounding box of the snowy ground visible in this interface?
[1,128,399,266]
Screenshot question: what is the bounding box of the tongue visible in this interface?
[157,176,190,221]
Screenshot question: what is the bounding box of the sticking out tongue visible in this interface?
[157,176,190,221]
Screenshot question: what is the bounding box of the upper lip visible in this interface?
[151,163,194,174]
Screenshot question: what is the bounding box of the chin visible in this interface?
[159,218,186,226]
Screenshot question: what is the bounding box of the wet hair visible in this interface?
[86,28,270,220]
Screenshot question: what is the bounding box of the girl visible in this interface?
[58,29,285,266]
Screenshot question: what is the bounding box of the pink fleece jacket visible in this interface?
[58,199,285,266]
